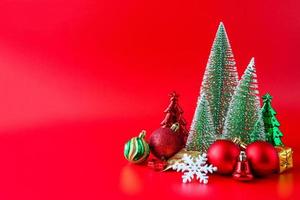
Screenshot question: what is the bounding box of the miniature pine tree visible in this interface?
[261,93,284,146]
[160,92,189,143]
[223,58,265,143]
[199,22,239,135]
[186,95,216,152]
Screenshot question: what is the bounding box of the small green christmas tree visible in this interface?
[223,58,265,143]
[199,22,239,135]
[261,93,284,146]
[186,95,216,152]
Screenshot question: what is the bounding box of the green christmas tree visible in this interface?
[223,58,265,143]
[261,93,284,146]
[186,95,216,152]
[199,22,238,135]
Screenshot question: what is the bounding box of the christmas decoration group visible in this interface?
[123,22,293,184]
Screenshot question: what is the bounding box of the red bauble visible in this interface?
[246,141,279,176]
[207,140,240,175]
[149,127,184,160]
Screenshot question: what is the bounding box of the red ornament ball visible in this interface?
[149,127,184,160]
[207,140,240,175]
[246,141,279,176]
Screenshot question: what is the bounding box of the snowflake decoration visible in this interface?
[172,153,217,184]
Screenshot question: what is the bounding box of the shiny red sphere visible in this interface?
[207,140,240,175]
[149,127,184,160]
[246,141,279,176]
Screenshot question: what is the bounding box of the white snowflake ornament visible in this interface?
[172,153,217,184]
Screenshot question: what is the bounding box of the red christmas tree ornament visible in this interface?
[160,92,189,143]
[246,141,279,176]
[207,140,240,175]
[232,151,254,181]
[149,123,184,160]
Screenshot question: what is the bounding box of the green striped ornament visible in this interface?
[124,130,150,164]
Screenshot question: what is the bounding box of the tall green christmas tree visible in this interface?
[199,22,238,135]
[261,93,284,146]
[223,58,265,143]
[186,95,216,152]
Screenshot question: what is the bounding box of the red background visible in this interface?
[0,0,299,199]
